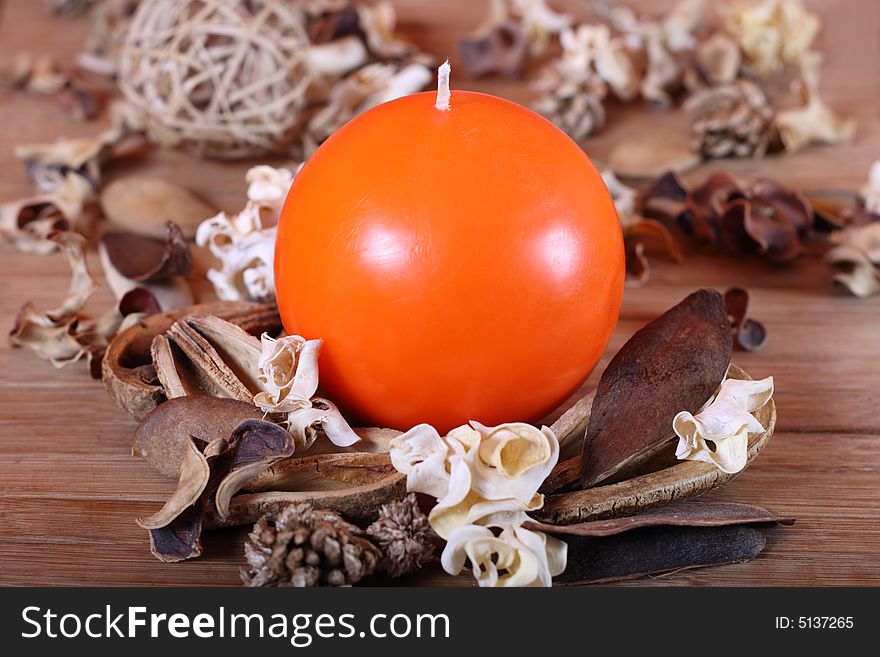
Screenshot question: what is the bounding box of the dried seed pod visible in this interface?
[102,301,282,420]
[580,289,731,488]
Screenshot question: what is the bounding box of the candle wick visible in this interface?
[436,59,451,111]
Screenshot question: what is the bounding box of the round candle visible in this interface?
[275,65,624,433]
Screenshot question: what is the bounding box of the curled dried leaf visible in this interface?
[724,287,768,351]
[581,289,731,488]
[136,438,210,530]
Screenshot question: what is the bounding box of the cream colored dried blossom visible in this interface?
[826,223,880,298]
[441,521,567,588]
[674,376,774,473]
[725,0,819,77]
[510,0,572,54]
[253,334,360,449]
[601,170,638,227]
[860,160,880,216]
[775,52,856,153]
[390,421,559,540]
[196,165,297,302]
[558,24,638,101]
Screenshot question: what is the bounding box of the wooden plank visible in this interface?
[0,0,878,586]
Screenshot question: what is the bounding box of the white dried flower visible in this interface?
[674,376,774,473]
[253,334,360,450]
[390,422,558,539]
[862,160,880,216]
[196,165,297,302]
[725,0,820,77]
[441,522,567,588]
[775,53,856,153]
[510,0,572,54]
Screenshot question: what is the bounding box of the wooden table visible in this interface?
[1,0,878,586]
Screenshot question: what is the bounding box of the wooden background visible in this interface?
[1,0,878,586]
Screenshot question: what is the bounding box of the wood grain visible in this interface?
[1,0,879,586]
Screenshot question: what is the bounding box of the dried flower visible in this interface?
[725,0,819,77]
[441,521,566,587]
[509,0,572,55]
[253,334,360,450]
[775,53,856,153]
[826,223,880,298]
[390,422,558,540]
[674,375,774,474]
[861,161,880,217]
[459,0,529,78]
[196,165,297,302]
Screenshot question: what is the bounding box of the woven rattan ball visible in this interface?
[118,0,311,159]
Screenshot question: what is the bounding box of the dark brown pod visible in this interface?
[580,289,731,488]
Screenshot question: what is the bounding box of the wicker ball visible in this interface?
[118,0,312,159]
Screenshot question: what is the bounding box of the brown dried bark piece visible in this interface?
[557,525,767,584]
[525,501,794,537]
[580,289,731,488]
[724,287,768,351]
[134,395,264,478]
[102,301,281,420]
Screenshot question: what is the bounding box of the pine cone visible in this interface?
[242,504,381,587]
[366,494,434,578]
[684,80,778,159]
[533,69,607,143]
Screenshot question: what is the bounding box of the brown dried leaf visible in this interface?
[525,501,794,537]
[214,420,297,521]
[136,438,210,530]
[623,218,684,286]
[638,170,690,225]
[580,289,732,488]
[134,396,264,478]
[724,287,768,351]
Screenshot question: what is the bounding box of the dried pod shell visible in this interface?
[207,452,407,528]
[102,301,281,419]
[134,396,264,478]
[580,289,732,488]
[100,176,217,239]
[608,130,701,180]
[539,364,775,525]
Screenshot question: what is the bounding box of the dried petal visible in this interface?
[860,160,880,216]
[136,438,211,529]
[826,223,880,297]
[776,52,856,153]
[459,20,529,79]
[674,376,774,473]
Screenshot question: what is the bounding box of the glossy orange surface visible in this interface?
[275,90,624,433]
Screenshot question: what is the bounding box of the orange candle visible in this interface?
[276,63,624,432]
